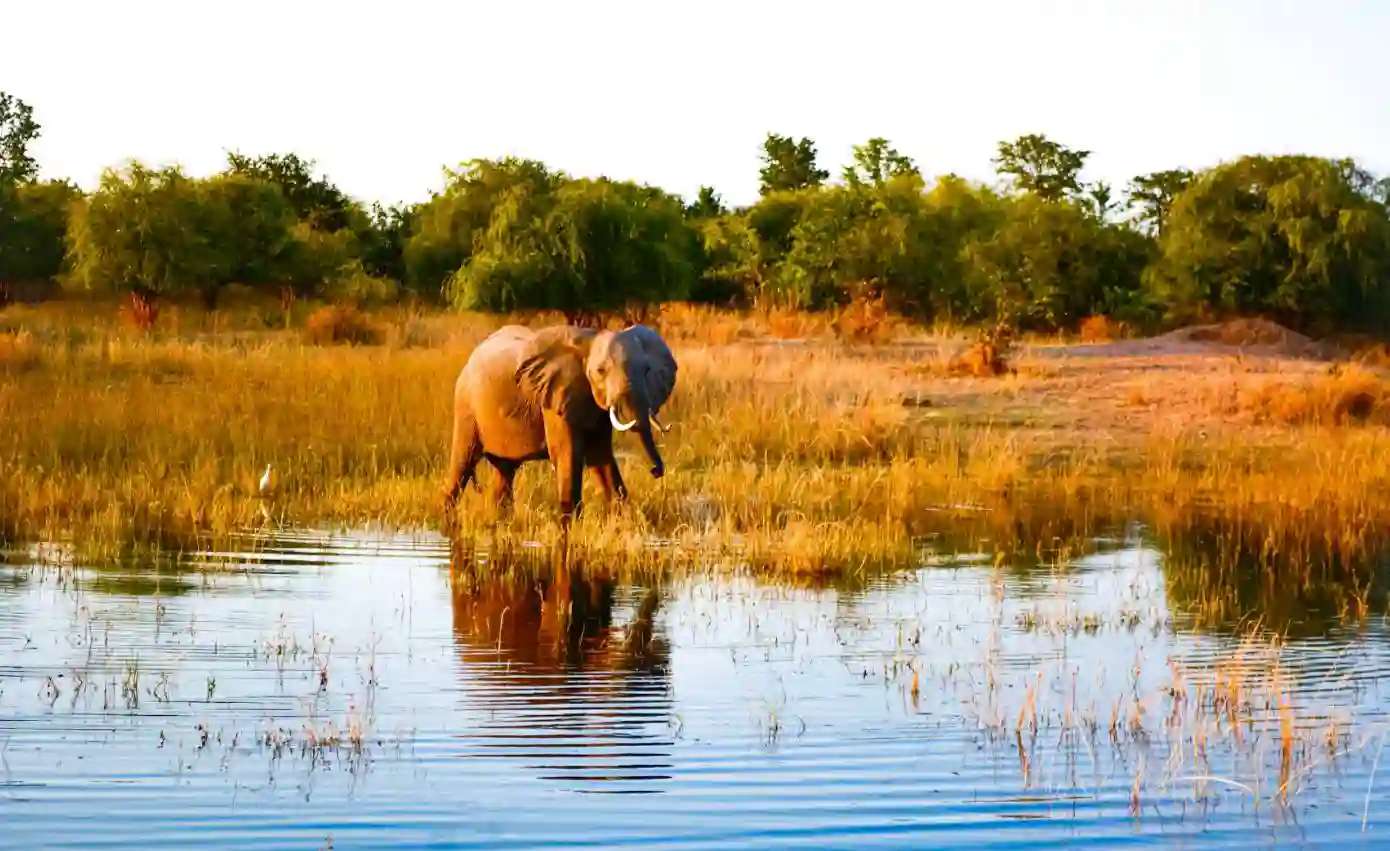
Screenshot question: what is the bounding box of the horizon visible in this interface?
[4,0,1389,208]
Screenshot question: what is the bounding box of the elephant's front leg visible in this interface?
[585,439,628,505]
[598,462,627,505]
[543,413,585,523]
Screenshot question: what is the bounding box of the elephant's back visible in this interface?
[458,327,546,457]
[466,325,530,366]
[466,324,532,365]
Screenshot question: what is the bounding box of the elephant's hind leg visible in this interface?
[443,410,483,515]
[487,457,520,516]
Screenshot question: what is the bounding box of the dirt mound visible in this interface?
[1161,319,1336,359]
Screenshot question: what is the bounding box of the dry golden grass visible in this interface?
[1218,363,1386,426]
[118,292,160,331]
[1106,355,1390,428]
[1078,314,1124,343]
[657,298,915,347]
[0,328,40,371]
[5,299,1390,579]
[303,304,384,346]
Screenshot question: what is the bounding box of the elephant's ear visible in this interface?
[623,324,678,414]
[514,326,597,417]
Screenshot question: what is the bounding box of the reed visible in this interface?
[6,298,1390,581]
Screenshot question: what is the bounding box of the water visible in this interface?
[3,528,1390,848]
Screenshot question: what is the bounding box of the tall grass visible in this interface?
[6,298,1390,578]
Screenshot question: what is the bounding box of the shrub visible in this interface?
[1079,315,1123,343]
[1202,363,1388,427]
[303,304,382,346]
[321,260,399,306]
[832,288,900,343]
[0,329,39,370]
[764,305,826,339]
[118,291,160,331]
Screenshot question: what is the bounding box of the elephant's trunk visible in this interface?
[637,417,664,479]
[611,391,664,479]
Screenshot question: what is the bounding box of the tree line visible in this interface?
[4,90,1390,335]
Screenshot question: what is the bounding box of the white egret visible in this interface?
[258,464,273,495]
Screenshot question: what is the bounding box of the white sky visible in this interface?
[4,0,1388,208]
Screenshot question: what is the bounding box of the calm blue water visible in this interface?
[2,528,1389,848]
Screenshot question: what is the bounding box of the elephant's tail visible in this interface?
[443,411,483,511]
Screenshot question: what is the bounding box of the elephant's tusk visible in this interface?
[610,408,637,432]
[650,412,671,433]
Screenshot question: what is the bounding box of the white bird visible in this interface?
[258,464,273,495]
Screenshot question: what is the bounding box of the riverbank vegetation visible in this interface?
[5,90,1390,582]
[5,297,1390,588]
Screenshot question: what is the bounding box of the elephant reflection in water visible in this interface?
[447,552,674,791]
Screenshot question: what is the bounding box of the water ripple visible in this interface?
[3,530,1390,846]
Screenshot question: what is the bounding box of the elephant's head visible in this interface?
[585,324,678,477]
[516,324,678,478]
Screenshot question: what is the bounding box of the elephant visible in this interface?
[442,322,677,522]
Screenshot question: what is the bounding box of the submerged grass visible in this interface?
[6,298,1390,579]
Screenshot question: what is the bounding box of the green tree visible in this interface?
[0,179,81,293]
[1085,180,1117,221]
[405,157,559,297]
[1126,168,1193,236]
[730,189,820,306]
[1145,154,1390,333]
[449,177,696,324]
[66,163,206,302]
[358,202,417,289]
[224,151,352,232]
[1335,158,1390,208]
[64,162,356,309]
[774,173,936,312]
[843,137,918,187]
[692,213,762,306]
[685,185,726,219]
[198,173,303,299]
[917,175,1011,320]
[675,187,726,302]
[993,133,1089,202]
[758,133,829,196]
[0,92,40,184]
[961,194,1150,330]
